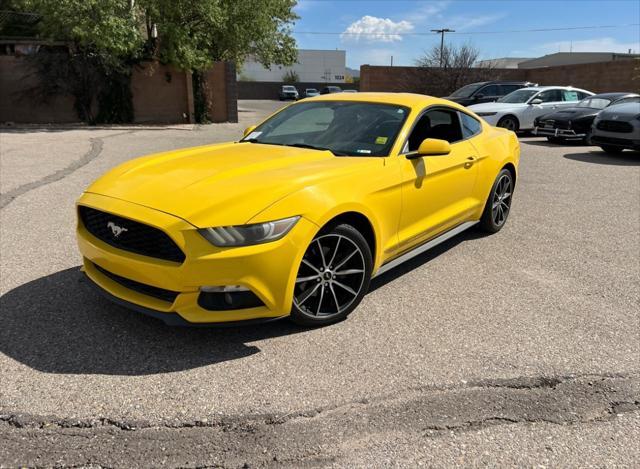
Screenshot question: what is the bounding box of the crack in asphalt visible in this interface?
[1,373,638,467]
[0,131,134,210]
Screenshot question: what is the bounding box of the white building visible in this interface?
[239,49,346,83]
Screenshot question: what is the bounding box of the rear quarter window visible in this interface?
[460,112,482,139]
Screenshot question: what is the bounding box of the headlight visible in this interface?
[477,112,497,117]
[198,216,300,247]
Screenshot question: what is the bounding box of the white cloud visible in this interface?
[451,13,506,31]
[341,16,414,43]
[539,37,640,54]
[412,1,450,22]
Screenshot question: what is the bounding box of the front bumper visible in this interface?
[77,192,318,324]
[533,126,586,138]
[590,132,640,151]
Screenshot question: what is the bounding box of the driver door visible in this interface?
[522,89,563,128]
[396,108,479,254]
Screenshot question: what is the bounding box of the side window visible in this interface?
[562,90,580,102]
[615,97,640,105]
[478,84,499,96]
[577,91,591,100]
[500,84,522,94]
[460,112,482,139]
[535,90,562,103]
[407,108,463,151]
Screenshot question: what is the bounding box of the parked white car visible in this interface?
[469,86,594,131]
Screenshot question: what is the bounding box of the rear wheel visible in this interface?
[600,145,624,154]
[290,224,373,326]
[480,169,514,233]
[497,116,519,132]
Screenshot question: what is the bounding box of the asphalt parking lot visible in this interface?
[1,100,639,467]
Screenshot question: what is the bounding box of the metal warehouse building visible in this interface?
[238,49,347,83]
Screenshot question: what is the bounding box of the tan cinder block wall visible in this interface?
[204,61,238,123]
[524,60,639,93]
[131,62,193,124]
[360,60,639,95]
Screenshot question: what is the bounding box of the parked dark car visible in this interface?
[590,101,640,153]
[533,92,640,143]
[279,85,299,101]
[443,81,536,106]
[320,86,342,94]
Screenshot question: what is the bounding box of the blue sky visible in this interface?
[292,0,640,68]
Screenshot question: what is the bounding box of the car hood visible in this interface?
[468,102,525,112]
[598,102,640,122]
[537,108,598,122]
[86,142,374,227]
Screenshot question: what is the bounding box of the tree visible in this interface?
[282,69,299,83]
[412,42,495,97]
[11,0,299,122]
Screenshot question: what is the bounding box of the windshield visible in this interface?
[283,86,296,91]
[242,101,409,157]
[498,89,539,103]
[576,97,611,109]
[450,83,484,98]
[306,89,317,93]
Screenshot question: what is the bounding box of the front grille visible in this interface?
[79,206,185,263]
[93,263,179,303]
[597,120,633,133]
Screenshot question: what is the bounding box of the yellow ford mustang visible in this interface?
[77,93,519,326]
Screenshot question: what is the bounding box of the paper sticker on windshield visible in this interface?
[375,136,388,145]
[356,149,372,154]
[245,131,262,140]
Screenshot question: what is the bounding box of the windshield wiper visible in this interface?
[288,143,349,156]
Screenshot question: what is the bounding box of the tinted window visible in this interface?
[614,96,640,105]
[478,85,499,96]
[500,84,523,94]
[407,108,463,151]
[535,90,563,103]
[460,112,482,138]
[451,83,484,98]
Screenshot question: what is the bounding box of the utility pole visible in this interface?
[431,28,455,67]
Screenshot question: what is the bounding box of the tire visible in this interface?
[497,116,519,132]
[290,224,373,326]
[600,145,624,154]
[479,169,514,233]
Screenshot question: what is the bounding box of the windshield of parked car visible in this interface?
[283,86,296,91]
[242,101,409,157]
[498,89,539,103]
[576,97,611,109]
[306,88,317,93]
[450,83,484,98]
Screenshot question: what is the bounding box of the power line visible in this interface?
[294,23,640,36]
[431,28,455,66]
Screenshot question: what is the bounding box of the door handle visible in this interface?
[464,156,476,169]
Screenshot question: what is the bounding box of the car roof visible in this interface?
[518,85,591,92]
[466,80,532,86]
[307,92,466,110]
[589,92,639,100]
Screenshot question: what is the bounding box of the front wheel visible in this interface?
[290,224,372,326]
[479,169,514,233]
[497,116,519,132]
[600,145,624,154]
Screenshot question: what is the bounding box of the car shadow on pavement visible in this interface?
[369,228,489,292]
[564,150,640,166]
[0,267,304,376]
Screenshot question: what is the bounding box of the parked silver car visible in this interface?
[590,101,640,153]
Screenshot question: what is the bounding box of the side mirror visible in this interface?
[530,98,543,105]
[243,125,257,137]
[406,138,451,159]
[475,93,484,99]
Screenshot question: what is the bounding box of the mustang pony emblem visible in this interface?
[107,221,128,238]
